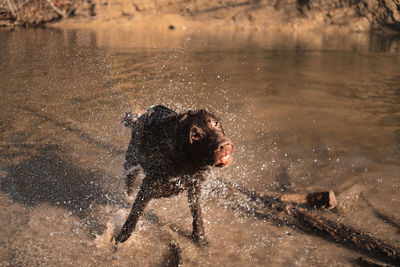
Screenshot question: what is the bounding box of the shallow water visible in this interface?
[0,27,400,266]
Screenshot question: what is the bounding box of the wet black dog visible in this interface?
[113,105,233,245]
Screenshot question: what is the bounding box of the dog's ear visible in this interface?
[189,125,205,144]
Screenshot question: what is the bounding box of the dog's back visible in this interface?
[122,105,176,128]
[123,106,182,187]
[145,105,177,126]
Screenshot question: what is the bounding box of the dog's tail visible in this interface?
[122,111,137,128]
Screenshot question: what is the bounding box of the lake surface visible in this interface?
[0,27,399,266]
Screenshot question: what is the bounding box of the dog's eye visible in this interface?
[207,119,218,127]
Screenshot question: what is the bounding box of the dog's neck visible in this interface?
[174,118,210,173]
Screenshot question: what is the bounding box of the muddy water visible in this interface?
[1,27,400,266]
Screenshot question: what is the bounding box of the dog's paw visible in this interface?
[109,235,119,252]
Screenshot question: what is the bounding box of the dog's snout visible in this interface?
[217,140,234,153]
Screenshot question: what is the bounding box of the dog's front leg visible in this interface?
[114,183,152,244]
[187,181,207,246]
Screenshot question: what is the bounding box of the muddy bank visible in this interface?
[1,0,400,34]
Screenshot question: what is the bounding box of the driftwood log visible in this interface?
[281,190,337,209]
[216,178,400,266]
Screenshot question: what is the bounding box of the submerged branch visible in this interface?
[216,178,400,265]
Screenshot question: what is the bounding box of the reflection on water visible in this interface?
[0,27,400,266]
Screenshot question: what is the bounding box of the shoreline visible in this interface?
[44,16,400,53]
[2,0,400,36]
[48,7,374,35]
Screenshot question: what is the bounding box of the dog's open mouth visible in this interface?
[215,154,232,167]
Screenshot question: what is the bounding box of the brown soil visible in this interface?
[1,0,400,34]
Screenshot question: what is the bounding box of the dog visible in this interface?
[113,105,233,245]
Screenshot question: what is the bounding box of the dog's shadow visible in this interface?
[1,145,126,219]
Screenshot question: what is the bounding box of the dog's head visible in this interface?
[180,109,234,168]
